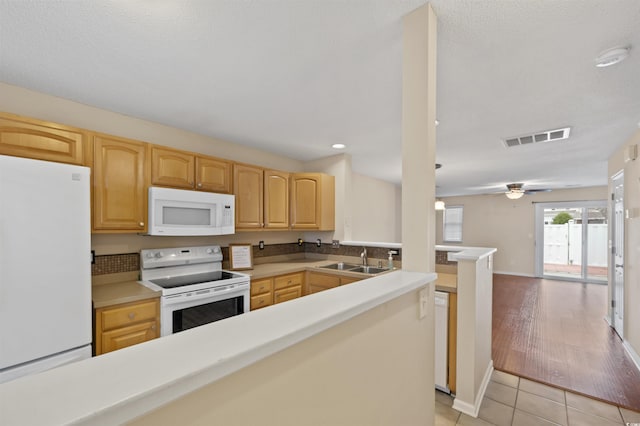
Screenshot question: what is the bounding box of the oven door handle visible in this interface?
[163,282,249,303]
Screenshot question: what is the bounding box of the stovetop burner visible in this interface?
[149,271,243,289]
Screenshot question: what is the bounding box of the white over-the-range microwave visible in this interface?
[148,187,235,236]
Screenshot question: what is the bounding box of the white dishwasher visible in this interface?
[434,291,449,392]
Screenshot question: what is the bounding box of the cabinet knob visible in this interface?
[151,324,156,330]
[128,312,136,320]
[197,182,203,188]
[139,222,144,227]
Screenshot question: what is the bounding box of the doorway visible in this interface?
[534,201,608,283]
[611,171,624,337]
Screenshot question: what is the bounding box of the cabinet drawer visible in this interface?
[251,293,273,310]
[100,299,159,331]
[274,272,304,290]
[274,285,302,304]
[251,278,273,296]
[101,320,158,354]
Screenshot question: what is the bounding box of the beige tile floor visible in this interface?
[436,370,640,426]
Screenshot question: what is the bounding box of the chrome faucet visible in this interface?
[361,247,368,266]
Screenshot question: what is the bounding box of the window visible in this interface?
[443,205,463,242]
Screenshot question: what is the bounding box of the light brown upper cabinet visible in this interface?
[0,112,87,165]
[264,170,289,229]
[234,163,264,229]
[234,164,290,230]
[151,146,232,193]
[92,134,149,233]
[196,155,232,193]
[151,146,194,189]
[290,173,335,230]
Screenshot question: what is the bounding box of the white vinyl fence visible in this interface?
[544,224,608,267]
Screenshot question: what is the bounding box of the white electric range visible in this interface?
[139,245,250,336]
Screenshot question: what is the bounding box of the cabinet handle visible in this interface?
[151,324,156,329]
[128,312,136,320]
[197,182,202,188]
[139,222,144,227]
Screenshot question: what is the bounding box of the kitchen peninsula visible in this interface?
[1,270,436,425]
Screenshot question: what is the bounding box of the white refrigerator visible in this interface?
[0,155,92,383]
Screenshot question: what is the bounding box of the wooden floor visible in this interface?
[492,274,640,412]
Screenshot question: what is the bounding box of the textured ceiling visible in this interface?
[1,0,638,196]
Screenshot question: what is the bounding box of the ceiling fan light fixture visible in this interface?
[505,190,524,200]
[595,46,631,67]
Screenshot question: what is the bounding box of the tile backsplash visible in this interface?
[92,242,403,276]
[92,253,139,275]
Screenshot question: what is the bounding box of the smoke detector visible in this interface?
[595,46,631,67]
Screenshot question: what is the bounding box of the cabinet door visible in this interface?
[0,113,87,165]
[274,285,302,304]
[448,292,457,394]
[196,156,232,193]
[234,164,264,229]
[151,146,195,189]
[93,135,148,232]
[100,320,158,354]
[264,170,289,229]
[340,277,361,286]
[290,173,335,231]
[306,272,340,295]
[291,175,320,229]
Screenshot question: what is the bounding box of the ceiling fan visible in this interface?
[504,183,551,199]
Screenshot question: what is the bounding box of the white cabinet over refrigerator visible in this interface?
[0,155,92,383]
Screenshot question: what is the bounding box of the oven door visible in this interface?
[160,282,250,336]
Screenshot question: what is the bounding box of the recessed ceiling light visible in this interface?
[331,143,346,149]
[595,46,631,67]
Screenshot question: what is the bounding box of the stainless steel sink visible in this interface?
[319,263,389,275]
[347,266,389,274]
[320,262,360,270]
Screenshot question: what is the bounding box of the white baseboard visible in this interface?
[623,340,640,372]
[452,361,494,418]
[493,271,535,278]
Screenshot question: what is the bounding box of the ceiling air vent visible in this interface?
[502,127,571,148]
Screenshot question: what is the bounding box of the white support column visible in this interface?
[402,4,438,425]
[402,4,437,274]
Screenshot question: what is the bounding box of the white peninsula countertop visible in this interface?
[0,270,436,426]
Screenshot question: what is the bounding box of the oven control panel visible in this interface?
[141,245,223,269]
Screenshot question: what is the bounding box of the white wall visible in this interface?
[608,130,640,363]
[351,172,402,243]
[435,186,608,276]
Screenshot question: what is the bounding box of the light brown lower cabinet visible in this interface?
[305,271,361,295]
[94,298,160,355]
[448,292,458,394]
[250,272,304,310]
[273,273,303,304]
[250,277,274,310]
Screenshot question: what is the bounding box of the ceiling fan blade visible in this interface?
[524,188,552,194]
